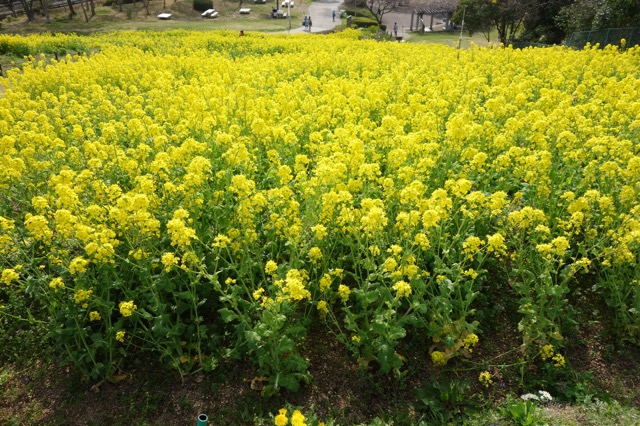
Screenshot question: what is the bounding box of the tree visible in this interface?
[520,0,572,44]
[452,0,495,41]
[367,0,400,24]
[453,0,540,44]
[66,0,78,18]
[18,0,35,21]
[557,0,640,33]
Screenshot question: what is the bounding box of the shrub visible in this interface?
[352,17,378,29]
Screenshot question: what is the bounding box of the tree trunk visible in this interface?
[79,0,89,22]
[19,0,35,21]
[142,0,149,16]
[66,0,76,17]
[88,0,95,18]
[40,0,49,22]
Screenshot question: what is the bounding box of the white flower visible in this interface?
[520,393,539,401]
[538,390,553,402]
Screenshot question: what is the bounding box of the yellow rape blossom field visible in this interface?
[1,30,640,425]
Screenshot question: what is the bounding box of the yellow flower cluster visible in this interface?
[431,350,447,367]
[119,300,137,317]
[1,29,639,380]
[479,371,493,388]
[1,268,19,285]
[392,280,412,298]
[274,408,306,426]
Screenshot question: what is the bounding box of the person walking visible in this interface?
[393,22,398,38]
[308,16,312,32]
[332,10,336,22]
[303,15,308,30]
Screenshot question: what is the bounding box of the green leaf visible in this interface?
[277,373,300,392]
[277,336,294,354]
[218,308,238,323]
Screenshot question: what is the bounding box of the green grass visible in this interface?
[0,0,311,34]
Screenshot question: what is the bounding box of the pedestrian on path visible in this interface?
[308,17,312,32]
[303,15,308,30]
[332,10,336,22]
[393,22,398,38]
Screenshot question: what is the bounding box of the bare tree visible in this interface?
[79,0,95,22]
[142,0,150,15]
[66,0,77,18]
[18,0,35,20]
[368,0,400,24]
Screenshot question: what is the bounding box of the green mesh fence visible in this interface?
[565,27,640,49]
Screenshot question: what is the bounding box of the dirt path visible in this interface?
[281,0,343,34]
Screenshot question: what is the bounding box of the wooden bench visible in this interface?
[239,8,251,14]
[157,13,172,20]
[201,8,215,17]
[281,0,294,7]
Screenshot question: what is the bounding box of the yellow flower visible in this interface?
[253,288,265,300]
[462,236,483,257]
[319,274,332,292]
[119,300,137,317]
[1,268,20,285]
[308,246,323,262]
[317,300,329,316]
[479,371,492,388]
[413,233,431,250]
[49,277,65,292]
[338,284,351,302]
[274,408,288,426]
[540,344,554,360]
[282,269,311,301]
[464,269,478,279]
[383,257,398,272]
[486,233,506,255]
[463,333,479,352]
[311,224,327,241]
[89,311,102,321]
[552,353,566,368]
[212,234,231,249]
[161,252,179,272]
[392,280,412,298]
[431,350,447,367]
[291,409,306,426]
[74,288,93,304]
[115,330,126,343]
[265,260,278,275]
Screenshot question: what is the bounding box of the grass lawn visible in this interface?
[0,0,312,34]
[407,29,499,48]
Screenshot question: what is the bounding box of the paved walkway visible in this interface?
[282,0,343,34]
